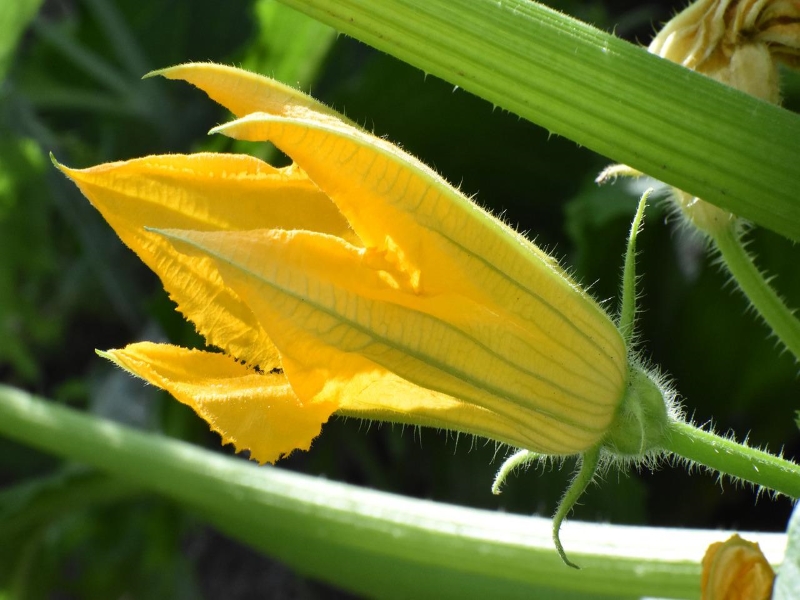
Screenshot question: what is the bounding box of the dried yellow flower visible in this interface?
[650,0,800,104]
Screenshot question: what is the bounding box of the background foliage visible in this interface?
[1,0,799,597]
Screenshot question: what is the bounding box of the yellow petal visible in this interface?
[101,342,336,464]
[55,152,353,369]
[212,113,627,414]
[147,62,350,123]
[701,534,775,600]
[156,227,616,454]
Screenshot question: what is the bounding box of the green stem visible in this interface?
[618,191,650,347]
[663,420,800,499]
[0,384,782,599]
[711,224,800,361]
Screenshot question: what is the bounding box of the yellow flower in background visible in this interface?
[701,534,775,600]
[55,63,628,465]
[649,0,800,104]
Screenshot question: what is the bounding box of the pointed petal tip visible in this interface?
[207,115,263,139]
[143,226,185,241]
[142,62,209,81]
[96,348,121,364]
[208,118,243,137]
[207,125,223,137]
[96,348,132,374]
[207,112,281,141]
[141,68,162,80]
[49,152,72,176]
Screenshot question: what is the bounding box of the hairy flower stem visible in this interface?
[618,191,650,346]
[663,420,800,499]
[711,225,800,361]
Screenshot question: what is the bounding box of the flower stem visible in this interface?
[618,190,650,347]
[711,224,800,361]
[663,420,800,499]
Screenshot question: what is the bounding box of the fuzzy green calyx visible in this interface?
[603,366,668,457]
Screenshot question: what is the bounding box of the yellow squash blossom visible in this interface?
[54,62,676,566]
[56,63,638,466]
[58,64,668,566]
[701,534,775,600]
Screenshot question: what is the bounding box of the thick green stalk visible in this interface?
[664,420,800,499]
[711,225,800,361]
[275,0,800,241]
[0,384,786,599]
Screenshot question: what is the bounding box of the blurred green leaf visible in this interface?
[0,468,138,547]
[0,467,205,600]
[0,468,139,598]
[242,0,337,87]
[0,0,43,83]
[0,136,58,382]
[81,0,150,77]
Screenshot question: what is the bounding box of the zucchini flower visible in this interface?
[701,535,774,600]
[54,63,669,565]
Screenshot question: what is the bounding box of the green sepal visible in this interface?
[552,446,601,569]
[603,366,669,457]
[492,449,539,496]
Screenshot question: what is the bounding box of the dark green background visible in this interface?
[1,0,799,597]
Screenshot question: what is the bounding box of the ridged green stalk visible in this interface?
[0,383,787,599]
